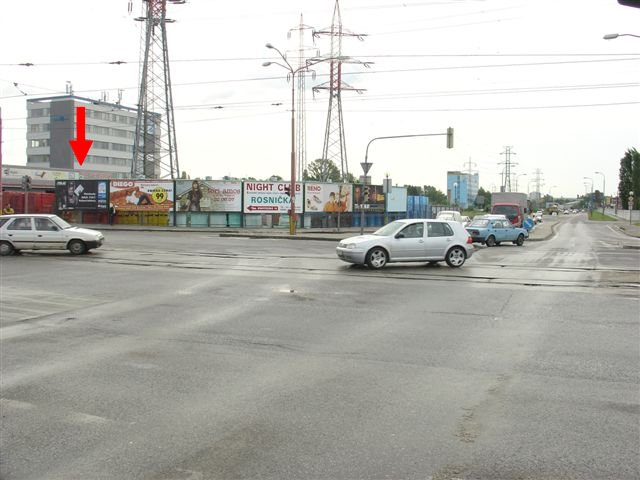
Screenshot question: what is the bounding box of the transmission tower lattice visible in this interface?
[131,0,182,179]
[313,0,370,181]
[498,146,517,192]
[288,15,316,181]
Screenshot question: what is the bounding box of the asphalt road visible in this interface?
[1,215,639,480]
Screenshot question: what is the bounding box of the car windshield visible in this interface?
[493,205,519,220]
[373,221,405,236]
[468,219,489,227]
[50,216,72,230]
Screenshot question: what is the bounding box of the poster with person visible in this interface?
[109,180,174,211]
[304,183,352,213]
[175,180,242,212]
[55,180,108,211]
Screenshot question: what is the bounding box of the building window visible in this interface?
[28,108,50,118]
[28,139,50,148]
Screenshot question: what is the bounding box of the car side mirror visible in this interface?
[50,226,59,231]
[395,233,405,239]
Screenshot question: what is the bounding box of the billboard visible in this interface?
[243,181,302,214]
[175,180,242,212]
[109,180,174,212]
[304,183,353,213]
[354,184,385,212]
[55,179,108,211]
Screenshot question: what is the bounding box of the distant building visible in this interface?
[25,95,159,179]
[446,171,479,209]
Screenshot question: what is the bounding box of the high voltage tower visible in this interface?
[498,146,517,192]
[312,0,371,181]
[531,168,544,196]
[288,15,316,181]
[130,0,183,179]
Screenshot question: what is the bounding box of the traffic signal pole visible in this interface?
[360,128,454,234]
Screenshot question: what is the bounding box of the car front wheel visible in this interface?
[366,247,388,269]
[68,239,87,255]
[445,246,466,268]
[516,234,525,246]
[0,241,15,256]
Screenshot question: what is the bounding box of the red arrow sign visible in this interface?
[69,106,93,166]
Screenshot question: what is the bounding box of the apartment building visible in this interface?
[26,95,157,179]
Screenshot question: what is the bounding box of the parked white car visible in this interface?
[336,219,474,269]
[436,210,463,223]
[0,214,104,256]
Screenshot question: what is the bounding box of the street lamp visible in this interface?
[515,173,527,192]
[595,171,606,215]
[453,182,458,206]
[263,42,320,235]
[603,33,640,40]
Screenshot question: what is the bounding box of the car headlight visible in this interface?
[339,242,357,249]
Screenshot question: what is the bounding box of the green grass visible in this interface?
[588,210,617,221]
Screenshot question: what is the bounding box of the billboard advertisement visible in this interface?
[55,179,109,211]
[109,180,174,212]
[243,181,302,214]
[354,184,385,212]
[304,183,353,213]
[176,180,242,212]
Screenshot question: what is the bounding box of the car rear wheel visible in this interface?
[445,246,466,268]
[0,241,14,256]
[486,235,496,247]
[366,247,388,269]
[68,239,87,255]
[516,234,525,246]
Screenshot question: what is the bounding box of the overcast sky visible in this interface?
[1,0,638,198]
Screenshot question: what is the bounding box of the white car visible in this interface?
[336,219,474,269]
[0,214,104,256]
[436,210,463,223]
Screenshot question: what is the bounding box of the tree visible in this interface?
[476,187,491,210]
[303,158,342,182]
[423,185,448,205]
[404,185,424,196]
[618,147,640,209]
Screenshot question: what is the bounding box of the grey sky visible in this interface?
[1,0,638,198]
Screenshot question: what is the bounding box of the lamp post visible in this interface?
[453,182,458,206]
[603,33,640,40]
[263,43,320,235]
[515,173,527,193]
[595,171,606,215]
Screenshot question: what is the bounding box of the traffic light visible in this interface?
[446,127,454,149]
[283,185,291,196]
[363,186,370,203]
[22,175,32,191]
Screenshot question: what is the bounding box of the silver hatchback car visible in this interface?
[336,219,474,269]
[0,214,104,256]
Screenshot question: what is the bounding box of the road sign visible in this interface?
[360,162,372,175]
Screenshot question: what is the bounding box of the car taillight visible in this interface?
[466,236,473,244]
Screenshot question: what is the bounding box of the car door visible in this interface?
[33,217,67,250]
[4,217,35,250]
[493,220,509,242]
[390,221,426,260]
[425,221,454,258]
